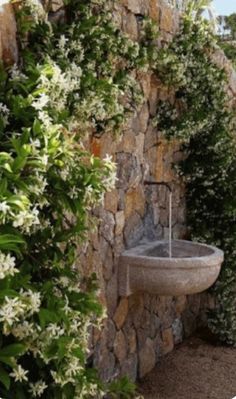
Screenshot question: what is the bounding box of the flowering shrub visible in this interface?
[0,0,152,397]
[156,2,236,344]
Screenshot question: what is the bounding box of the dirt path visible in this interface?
[139,336,236,399]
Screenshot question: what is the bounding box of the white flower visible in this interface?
[13,207,40,233]
[58,35,68,52]
[46,323,64,338]
[24,0,46,23]
[41,154,48,166]
[30,138,41,151]
[32,94,50,111]
[0,201,10,214]
[0,102,10,125]
[29,380,48,397]
[11,321,35,339]
[0,297,27,326]
[60,166,70,180]
[29,174,48,196]
[10,64,27,81]
[38,111,53,129]
[10,365,28,383]
[65,357,82,378]
[21,290,41,315]
[50,371,69,387]
[0,252,18,279]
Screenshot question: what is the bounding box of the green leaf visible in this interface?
[0,234,26,253]
[38,309,59,328]
[0,344,26,358]
[0,365,10,390]
[33,119,42,135]
[0,289,18,299]
[0,179,8,195]
[0,356,15,368]
[12,156,27,173]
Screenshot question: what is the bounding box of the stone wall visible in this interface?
[1,0,234,384]
[0,3,18,65]
[86,1,212,381]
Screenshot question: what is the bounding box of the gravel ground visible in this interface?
[139,335,236,399]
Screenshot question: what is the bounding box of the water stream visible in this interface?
[169,192,172,258]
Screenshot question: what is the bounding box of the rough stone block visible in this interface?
[120,353,138,382]
[139,338,156,378]
[99,209,115,244]
[115,211,125,236]
[113,298,129,329]
[175,295,187,315]
[172,318,183,344]
[124,212,144,248]
[124,185,145,218]
[161,327,174,355]
[106,272,118,317]
[105,189,118,214]
[116,153,142,190]
[149,0,160,21]
[0,4,18,65]
[114,330,127,363]
[122,12,139,40]
[138,103,149,133]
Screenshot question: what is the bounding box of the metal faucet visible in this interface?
[144,180,173,258]
[144,180,172,193]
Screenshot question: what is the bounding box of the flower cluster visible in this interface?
[0,0,153,397]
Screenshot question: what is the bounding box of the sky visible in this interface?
[213,0,236,16]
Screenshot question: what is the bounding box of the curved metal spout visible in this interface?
[144,180,172,193]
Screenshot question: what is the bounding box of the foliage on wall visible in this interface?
[0,0,155,397]
[155,1,236,344]
[219,42,236,69]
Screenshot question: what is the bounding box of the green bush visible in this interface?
[156,3,236,344]
[0,0,153,396]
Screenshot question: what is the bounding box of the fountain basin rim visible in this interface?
[120,239,224,269]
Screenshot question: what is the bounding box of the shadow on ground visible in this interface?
[139,333,236,399]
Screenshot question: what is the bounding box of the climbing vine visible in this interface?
[155,2,236,344]
[2,0,236,396]
[0,0,154,397]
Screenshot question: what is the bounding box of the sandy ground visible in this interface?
[139,335,236,399]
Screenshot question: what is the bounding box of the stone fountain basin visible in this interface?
[119,240,224,297]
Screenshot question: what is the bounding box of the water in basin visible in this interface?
[144,241,214,258]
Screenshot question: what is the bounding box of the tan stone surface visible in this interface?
[115,211,125,236]
[114,330,127,362]
[139,338,156,378]
[113,298,129,329]
[149,0,160,21]
[161,328,174,355]
[127,328,137,354]
[175,295,187,315]
[155,139,180,182]
[122,12,138,41]
[160,2,175,33]
[124,185,145,218]
[135,133,145,163]
[121,0,140,14]
[104,189,118,214]
[117,129,136,153]
[0,4,18,65]
[138,102,149,133]
[138,71,151,100]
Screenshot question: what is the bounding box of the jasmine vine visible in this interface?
[156,3,236,344]
[0,0,152,397]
